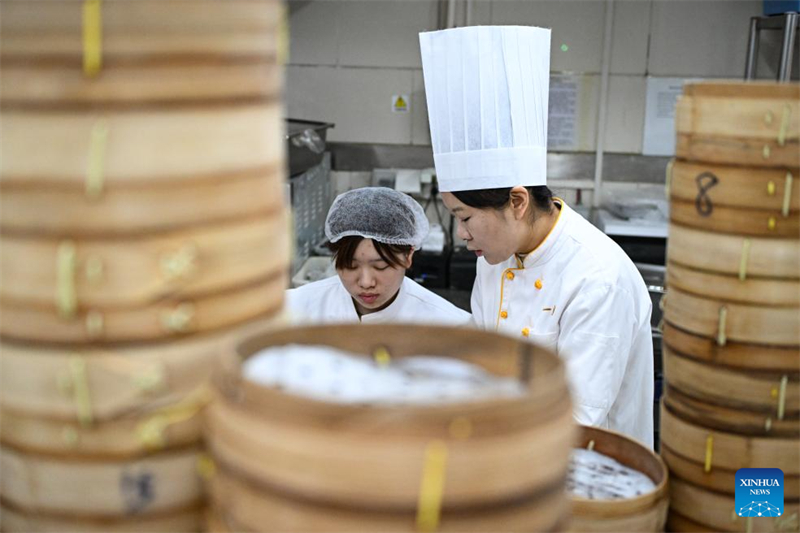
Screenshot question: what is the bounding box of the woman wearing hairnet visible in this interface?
[287,187,471,325]
[420,26,654,447]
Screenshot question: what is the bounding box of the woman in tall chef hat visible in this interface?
[286,187,470,326]
[419,26,654,447]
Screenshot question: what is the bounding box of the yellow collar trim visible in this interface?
[516,198,565,268]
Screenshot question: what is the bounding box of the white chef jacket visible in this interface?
[471,200,654,447]
[286,275,471,326]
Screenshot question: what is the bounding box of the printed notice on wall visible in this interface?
[642,77,702,156]
[548,74,580,150]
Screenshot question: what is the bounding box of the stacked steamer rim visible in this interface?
[662,81,800,532]
[567,426,669,533]
[0,1,288,531]
[204,324,577,532]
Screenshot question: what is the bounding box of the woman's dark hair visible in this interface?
[328,236,413,270]
[452,186,554,219]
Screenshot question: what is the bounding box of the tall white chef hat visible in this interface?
[419,26,551,192]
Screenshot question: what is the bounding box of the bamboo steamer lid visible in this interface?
[662,321,799,372]
[668,476,799,532]
[670,199,800,238]
[666,261,800,307]
[0,0,280,60]
[667,224,800,280]
[0,501,203,533]
[568,426,668,533]
[668,160,799,212]
[0,104,282,184]
[675,81,800,168]
[0,273,286,344]
[207,462,569,533]
[659,402,799,493]
[0,212,290,308]
[206,324,576,510]
[0,318,273,421]
[0,444,203,516]
[664,384,799,438]
[663,345,799,416]
[663,285,800,347]
[0,165,284,236]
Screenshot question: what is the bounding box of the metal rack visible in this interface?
[745,11,799,81]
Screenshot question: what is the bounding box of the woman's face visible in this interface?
[441,192,521,265]
[337,239,411,315]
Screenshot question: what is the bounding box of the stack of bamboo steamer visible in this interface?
[0,1,288,531]
[663,81,800,532]
[204,324,577,532]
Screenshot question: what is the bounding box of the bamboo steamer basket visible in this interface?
[568,426,668,533]
[0,212,289,308]
[0,501,203,533]
[666,509,720,533]
[205,324,576,515]
[662,321,799,372]
[666,261,800,307]
[0,104,282,183]
[0,272,287,344]
[659,402,799,498]
[0,406,202,458]
[675,81,800,168]
[664,384,799,438]
[0,165,284,236]
[205,509,232,533]
[667,224,800,279]
[659,432,799,501]
[668,159,800,212]
[663,345,799,417]
[1,63,281,109]
[0,319,269,421]
[668,476,799,532]
[670,199,800,237]
[0,0,280,60]
[0,318,282,455]
[0,444,203,516]
[207,462,569,533]
[663,285,800,347]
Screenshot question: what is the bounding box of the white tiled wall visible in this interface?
[336,1,437,68]
[491,1,606,73]
[604,76,647,154]
[286,65,415,144]
[648,0,761,77]
[286,0,765,154]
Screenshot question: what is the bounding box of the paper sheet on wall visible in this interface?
[548,74,580,150]
[642,77,703,156]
